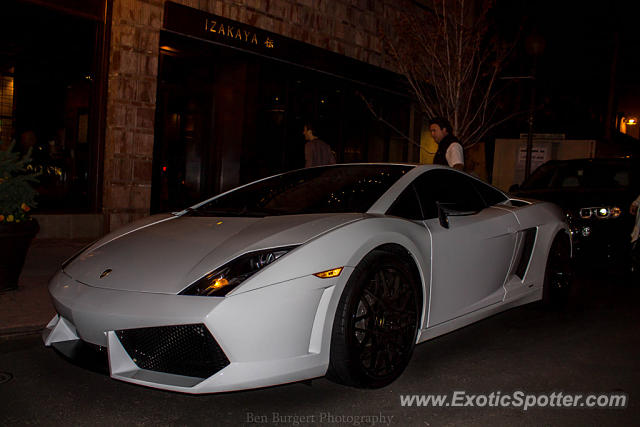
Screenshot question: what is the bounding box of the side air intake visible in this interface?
[514,228,537,279]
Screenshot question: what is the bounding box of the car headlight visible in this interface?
[579,206,622,219]
[179,246,298,297]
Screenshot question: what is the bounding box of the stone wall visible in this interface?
[105,0,162,230]
[104,0,402,230]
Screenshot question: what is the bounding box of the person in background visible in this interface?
[631,195,640,238]
[303,120,336,167]
[19,129,37,154]
[630,195,640,278]
[429,117,464,170]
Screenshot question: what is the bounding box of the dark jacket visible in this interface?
[305,138,336,167]
[433,134,461,166]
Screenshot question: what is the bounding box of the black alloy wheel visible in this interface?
[543,233,573,307]
[328,249,421,388]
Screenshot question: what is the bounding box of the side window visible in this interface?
[472,179,508,206]
[413,170,486,219]
[386,184,423,220]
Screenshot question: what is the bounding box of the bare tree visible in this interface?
[385,0,516,148]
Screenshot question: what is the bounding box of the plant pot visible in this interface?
[0,219,39,292]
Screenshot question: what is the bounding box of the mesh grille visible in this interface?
[115,324,230,379]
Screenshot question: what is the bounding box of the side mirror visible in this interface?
[436,201,481,229]
[436,201,450,229]
[509,183,520,192]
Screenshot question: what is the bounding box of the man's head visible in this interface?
[302,120,317,141]
[429,117,453,143]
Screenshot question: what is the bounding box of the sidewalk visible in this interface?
[0,239,92,337]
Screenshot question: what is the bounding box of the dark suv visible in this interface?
[510,158,638,263]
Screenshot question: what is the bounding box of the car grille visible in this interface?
[115,324,230,379]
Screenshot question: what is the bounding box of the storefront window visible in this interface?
[0,0,102,212]
[0,71,14,148]
[152,32,413,213]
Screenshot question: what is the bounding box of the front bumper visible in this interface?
[43,269,348,393]
[568,217,631,262]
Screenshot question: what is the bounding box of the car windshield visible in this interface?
[187,165,413,216]
[521,161,633,190]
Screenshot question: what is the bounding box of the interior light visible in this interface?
[626,117,637,126]
[314,267,343,279]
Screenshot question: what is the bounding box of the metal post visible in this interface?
[525,80,536,179]
[523,32,544,179]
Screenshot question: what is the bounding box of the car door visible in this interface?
[413,169,519,326]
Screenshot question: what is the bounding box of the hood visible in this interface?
[512,187,635,210]
[64,213,363,294]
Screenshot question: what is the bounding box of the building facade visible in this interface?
[2,0,421,236]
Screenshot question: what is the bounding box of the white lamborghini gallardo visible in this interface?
[44,164,571,393]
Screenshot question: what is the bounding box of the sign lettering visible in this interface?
[205,18,268,47]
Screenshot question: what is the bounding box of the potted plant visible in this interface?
[0,142,40,291]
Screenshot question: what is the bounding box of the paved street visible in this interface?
[1,267,638,426]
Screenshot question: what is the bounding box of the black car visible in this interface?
[510,158,639,263]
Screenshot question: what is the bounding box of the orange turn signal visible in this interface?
[313,267,343,279]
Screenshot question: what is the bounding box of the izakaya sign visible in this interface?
[164,2,278,53]
[204,19,275,49]
[161,1,401,93]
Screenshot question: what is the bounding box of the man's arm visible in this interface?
[446,142,464,170]
[631,195,640,215]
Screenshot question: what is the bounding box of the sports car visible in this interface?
[43,164,571,393]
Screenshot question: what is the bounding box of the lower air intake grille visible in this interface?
[115,324,229,379]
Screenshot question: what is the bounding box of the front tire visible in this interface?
[327,249,421,388]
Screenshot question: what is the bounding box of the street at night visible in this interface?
[2,0,640,425]
[2,266,638,426]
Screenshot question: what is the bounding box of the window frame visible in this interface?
[407,169,497,220]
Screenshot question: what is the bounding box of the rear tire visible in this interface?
[327,249,421,388]
[542,233,573,308]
